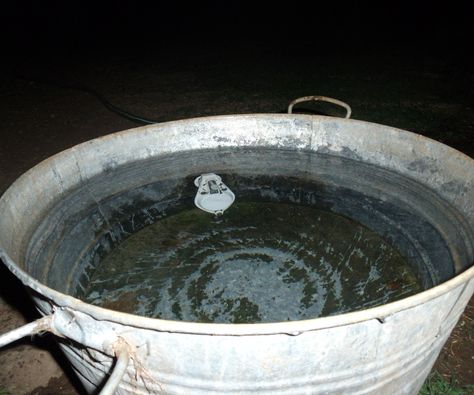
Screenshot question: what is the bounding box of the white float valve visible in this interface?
[194,173,235,215]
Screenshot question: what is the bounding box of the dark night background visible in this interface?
[1,1,473,184]
[2,2,474,73]
[2,2,473,47]
[0,1,473,393]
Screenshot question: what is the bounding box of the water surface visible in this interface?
[84,202,422,323]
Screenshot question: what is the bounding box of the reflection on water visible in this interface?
[84,202,421,323]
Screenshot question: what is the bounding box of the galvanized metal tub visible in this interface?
[0,102,473,394]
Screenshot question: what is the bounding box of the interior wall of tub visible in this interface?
[0,115,473,297]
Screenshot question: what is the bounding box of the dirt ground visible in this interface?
[0,41,473,393]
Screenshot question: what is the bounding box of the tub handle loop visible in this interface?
[0,315,53,348]
[288,96,352,118]
[100,337,132,395]
[0,314,131,395]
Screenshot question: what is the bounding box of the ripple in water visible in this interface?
[84,202,422,323]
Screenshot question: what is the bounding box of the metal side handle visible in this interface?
[99,339,132,395]
[288,95,352,119]
[0,315,53,348]
[0,315,131,394]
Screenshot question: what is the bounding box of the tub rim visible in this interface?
[1,113,473,336]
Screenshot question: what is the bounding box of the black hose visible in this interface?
[16,75,160,124]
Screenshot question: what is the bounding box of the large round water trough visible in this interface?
[0,99,473,394]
